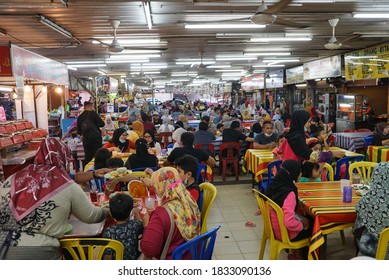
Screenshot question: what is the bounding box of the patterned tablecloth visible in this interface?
[297,181,361,260]
[333,132,372,152]
[367,145,389,162]
[242,149,274,182]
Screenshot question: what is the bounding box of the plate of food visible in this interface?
[128,180,148,198]
[356,189,369,196]
[104,168,132,179]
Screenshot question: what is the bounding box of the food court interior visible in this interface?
[1,0,389,261]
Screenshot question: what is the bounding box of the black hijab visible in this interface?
[285,110,312,160]
[265,160,301,209]
[110,128,129,152]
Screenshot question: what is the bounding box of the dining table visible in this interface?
[367,145,389,162]
[333,131,372,152]
[242,149,274,187]
[297,181,361,260]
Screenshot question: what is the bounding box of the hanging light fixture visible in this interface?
[55,86,63,94]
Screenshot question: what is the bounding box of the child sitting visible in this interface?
[103,193,146,260]
[300,161,322,182]
[272,134,285,160]
[216,123,224,137]
[314,127,330,151]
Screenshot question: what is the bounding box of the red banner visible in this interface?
[0,46,12,76]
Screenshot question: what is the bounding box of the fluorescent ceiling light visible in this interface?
[119,50,162,54]
[263,59,300,63]
[354,13,389,18]
[244,52,291,56]
[216,57,258,61]
[175,61,215,65]
[295,83,306,88]
[185,24,266,29]
[346,55,378,59]
[171,79,191,82]
[107,54,160,60]
[207,65,231,69]
[37,14,73,38]
[222,72,243,76]
[106,59,150,64]
[253,70,266,73]
[370,59,389,63]
[67,64,107,68]
[131,71,160,74]
[131,66,168,70]
[65,60,105,64]
[171,72,198,77]
[67,66,77,71]
[97,70,106,75]
[0,87,13,92]
[253,64,285,68]
[93,39,161,45]
[215,69,243,72]
[143,2,152,30]
[251,37,312,42]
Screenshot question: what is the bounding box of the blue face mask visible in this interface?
[304,127,308,132]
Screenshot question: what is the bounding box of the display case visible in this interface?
[335,94,364,132]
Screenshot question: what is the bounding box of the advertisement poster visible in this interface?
[266,69,284,88]
[0,46,12,76]
[286,65,304,84]
[303,55,341,80]
[345,43,389,81]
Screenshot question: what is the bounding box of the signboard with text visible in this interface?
[303,55,341,80]
[286,65,304,84]
[0,46,12,76]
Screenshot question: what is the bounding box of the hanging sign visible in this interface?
[286,65,304,84]
[0,46,12,76]
[303,55,341,80]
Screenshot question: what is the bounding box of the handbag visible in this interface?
[138,206,175,260]
[0,230,13,260]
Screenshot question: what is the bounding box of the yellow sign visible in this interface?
[345,43,389,81]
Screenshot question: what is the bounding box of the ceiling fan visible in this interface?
[190,52,208,76]
[93,20,167,52]
[324,18,343,50]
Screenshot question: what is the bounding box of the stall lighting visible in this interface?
[37,14,73,38]
[339,103,352,108]
[55,86,63,94]
[143,2,153,30]
[24,85,31,93]
[185,24,266,29]
[353,13,389,18]
[12,92,17,99]
[295,84,306,88]
[0,87,13,92]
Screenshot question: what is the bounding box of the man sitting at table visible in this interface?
[253,121,278,149]
[222,120,254,143]
[194,121,216,145]
[164,132,216,167]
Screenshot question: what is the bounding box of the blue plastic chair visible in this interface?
[130,167,159,172]
[90,177,106,192]
[172,225,221,260]
[364,135,374,148]
[196,163,207,183]
[334,156,363,180]
[259,160,282,192]
[198,190,203,210]
[167,143,174,149]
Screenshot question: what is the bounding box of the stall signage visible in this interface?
[303,55,341,80]
[286,65,304,84]
[11,45,69,86]
[241,74,265,91]
[345,43,389,81]
[0,46,12,76]
[266,69,284,88]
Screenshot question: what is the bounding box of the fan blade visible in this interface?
[123,47,168,51]
[341,34,361,43]
[185,17,250,23]
[92,38,110,47]
[274,18,309,28]
[266,0,293,15]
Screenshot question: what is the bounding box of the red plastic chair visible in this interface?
[357,128,371,132]
[219,142,240,181]
[195,143,215,181]
[157,132,172,149]
[344,129,357,132]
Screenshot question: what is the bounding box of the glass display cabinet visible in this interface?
[336,94,364,132]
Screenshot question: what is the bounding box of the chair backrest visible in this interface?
[131,166,159,172]
[321,162,334,181]
[196,163,207,183]
[60,238,124,260]
[253,189,271,236]
[167,143,174,149]
[344,129,357,132]
[364,135,374,148]
[334,156,363,180]
[357,128,371,132]
[131,171,150,178]
[199,182,217,234]
[194,143,215,157]
[220,142,240,160]
[172,225,221,260]
[158,132,173,149]
[348,161,377,181]
[376,227,389,260]
[260,160,282,192]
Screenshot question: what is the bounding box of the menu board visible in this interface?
[286,65,304,84]
[266,69,284,88]
[303,55,341,80]
[241,74,265,91]
[345,43,389,81]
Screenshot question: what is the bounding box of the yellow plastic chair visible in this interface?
[321,162,334,181]
[131,171,151,178]
[348,161,377,182]
[199,182,217,234]
[60,238,124,260]
[376,228,389,260]
[253,189,271,260]
[255,191,310,260]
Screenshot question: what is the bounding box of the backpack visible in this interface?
[81,111,99,138]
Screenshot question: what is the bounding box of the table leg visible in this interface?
[319,235,328,260]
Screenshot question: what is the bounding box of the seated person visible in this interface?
[299,161,321,182]
[165,132,216,167]
[103,193,145,260]
[265,160,312,259]
[373,122,389,146]
[144,130,161,156]
[125,138,158,170]
[87,148,112,171]
[103,128,130,153]
[216,123,224,137]
[272,134,285,160]
[354,162,389,259]
[253,121,278,149]
[102,158,128,193]
[175,155,200,205]
[309,116,321,136]
[194,121,216,145]
[314,127,330,151]
[222,120,254,143]
[248,122,262,138]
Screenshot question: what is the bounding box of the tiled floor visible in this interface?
[208,173,357,260]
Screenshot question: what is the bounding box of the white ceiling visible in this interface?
[1,0,389,86]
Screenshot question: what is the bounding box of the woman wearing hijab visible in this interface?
[373,122,389,146]
[144,129,162,156]
[104,114,117,132]
[140,167,200,259]
[127,120,144,150]
[103,128,130,153]
[354,162,389,258]
[172,127,187,150]
[279,110,345,162]
[265,160,312,260]
[125,138,158,170]
[0,138,108,259]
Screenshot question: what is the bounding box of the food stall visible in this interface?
[335,94,365,132]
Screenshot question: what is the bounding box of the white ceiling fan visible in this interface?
[324,18,343,50]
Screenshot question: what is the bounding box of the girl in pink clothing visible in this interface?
[265,159,312,259]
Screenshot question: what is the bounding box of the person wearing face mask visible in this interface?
[373,122,389,146]
[279,110,345,163]
[125,138,158,170]
[103,128,130,153]
[140,167,200,260]
[253,121,278,149]
[175,155,200,205]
